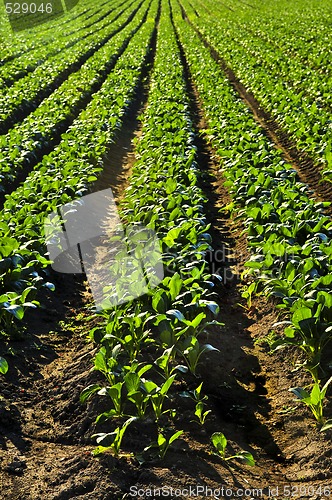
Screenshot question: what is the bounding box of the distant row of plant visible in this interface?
[0,0,146,191]
[173,0,332,430]
[0,0,120,88]
[185,0,332,182]
[0,0,108,62]
[0,0,140,134]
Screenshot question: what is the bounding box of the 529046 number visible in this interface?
[5,3,53,14]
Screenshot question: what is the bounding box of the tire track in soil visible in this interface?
[170,0,332,489]
[0,5,161,498]
[178,1,332,211]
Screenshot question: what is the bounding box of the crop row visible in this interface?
[172,0,332,427]
[0,0,122,89]
[81,0,254,464]
[201,0,332,71]
[0,0,158,334]
[186,0,332,181]
[0,0,148,193]
[0,0,107,62]
[0,0,137,133]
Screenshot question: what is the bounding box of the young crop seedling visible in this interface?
[290,376,332,426]
[179,382,211,426]
[142,374,177,422]
[136,430,184,463]
[92,416,137,457]
[240,281,259,310]
[154,346,188,380]
[124,365,153,419]
[179,335,219,376]
[192,382,211,426]
[211,432,255,466]
[272,306,332,383]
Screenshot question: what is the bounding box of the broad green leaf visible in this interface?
[236,451,255,466]
[166,309,185,321]
[320,420,332,432]
[169,430,183,445]
[211,432,227,453]
[160,374,176,395]
[168,272,183,301]
[80,384,101,403]
[6,305,24,320]
[292,307,312,327]
[158,433,167,447]
[0,357,8,375]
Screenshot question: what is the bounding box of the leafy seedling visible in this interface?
[211,432,255,466]
[92,416,136,457]
[137,430,184,463]
[290,376,332,425]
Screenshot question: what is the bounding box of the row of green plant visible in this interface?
[185,0,332,182]
[0,0,138,133]
[0,0,158,338]
[201,0,332,72]
[80,0,254,465]
[0,0,147,191]
[0,0,106,61]
[0,0,123,89]
[172,0,332,429]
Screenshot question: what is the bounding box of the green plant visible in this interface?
[0,356,8,375]
[154,346,188,379]
[143,375,176,422]
[241,281,258,309]
[124,365,152,419]
[211,432,255,466]
[192,382,211,426]
[254,330,278,351]
[273,307,332,382]
[92,416,137,457]
[290,376,332,425]
[179,336,219,376]
[137,430,184,462]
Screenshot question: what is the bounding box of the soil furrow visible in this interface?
[169,0,287,472]
[92,2,160,199]
[178,1,332,208]
[0,4,161,493]
[170,0,332,490]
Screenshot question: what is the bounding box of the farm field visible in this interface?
[0,0,331,498]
